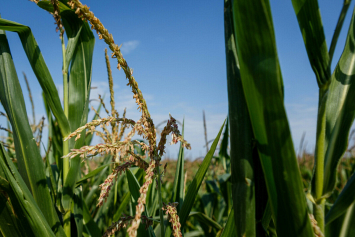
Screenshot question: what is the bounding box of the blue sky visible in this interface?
[1,0,354,158]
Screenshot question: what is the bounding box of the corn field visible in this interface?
[1,0,355,237]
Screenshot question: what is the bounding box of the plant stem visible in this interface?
[61,35,71,237]
[314,199,325,234]
[157,162,165,237]
[313,87,328,232]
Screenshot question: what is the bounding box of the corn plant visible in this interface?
[225,0,355,236]
[0,1,231,237]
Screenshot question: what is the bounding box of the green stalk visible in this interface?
[157,162,165,237]
[313,86,328,233]
[62,35,69,180]
[61,35,71,237]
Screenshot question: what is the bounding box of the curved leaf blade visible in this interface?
[291,0,330,86]
[126,169,156,237]
[0,29,65,236]
[0,144,57,237]
[220,207,237,237]
[0,18,70,137]
[75,163,112,187]
[189,212,222,231]
[179,119,226,229]
[325,172,355,225]
[324,7,355,196]
[232,0,314,235]
[224,0,256,235]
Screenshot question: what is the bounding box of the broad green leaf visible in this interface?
[82,201,101,237]
[85,102,102,146]
[328,0,353,64]
[146,175,158,217]
[75,163,112,187]
[291,0,330,87]
[113,191,131,221]
[0,18,70,137]
[73,189,83,237]
[224,0,256,235]
[0,191,24,237]
[218,173,232,214]
[66,18,94,136]
[189,212,222,231]
[261,200,272,232]
[126,169,156,237]
[323,7,355,196]
[84,157,111,206]
[232,0,314,236]
[338,203,355,237]
[325,210,345,237]
[0,28,65,236]
[201,192,215,218]
[325,172,355,225]
[0,144,57,237]
[184,231,204,237]
[179,119,225,229]
[218,118,229,171]
[220,207,237,237]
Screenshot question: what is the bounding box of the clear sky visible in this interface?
[1,0,354,159]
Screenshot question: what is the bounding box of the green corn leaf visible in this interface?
[325,210,345,237]
[323,7,355,196]
[224,0,256,235]
[261,200,272,232]
[0,28,65,236]
[75,163,112,187]
[0,194,24,237]
[0,170,25,237]
[218,173,232,214]
[82,201,101,237]
[0,144,58,237]
[338,203,355,237]
[84,157,111,206]
[113,191,131,221]
[329,0,353,65]
[232,0,314,236]
[325,172,355,225]
[179,119,226,229]
[291,0,330,87]
[73,189,83,237]
[0,18,70,137]
[85,102,102,146]
[184,231,204,237]
[220,207,237,237]
[218,117,229,171]
[146,176,158,218]
[189,212,222,231]
[126,169,156,237]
